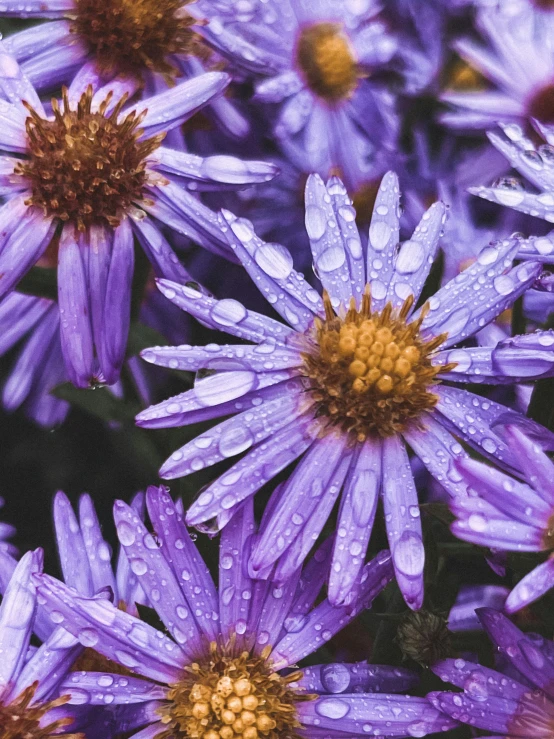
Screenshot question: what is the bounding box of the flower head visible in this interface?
[429,608,554,737]
[137,172,552,611]
[452,423,554,613]
[0,48,276,389]
[35,485,457,739]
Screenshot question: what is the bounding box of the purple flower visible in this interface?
[0,548,114,737]
[201,0,400,190]
[429,607,554,737]
[452,423,554,613]
[441,1,554,129]
[0,48,277,388]
[35,485,457,739]
[137,172,552,611]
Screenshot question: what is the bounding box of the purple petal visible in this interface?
[492,331,554,380]
[366,171,400,313]
[128,72,230,136]
[57,227,94,388]
[146,486,219,641]
[53,491,94,596]
[387,201,446,310]
[431,657,526,700]
[0,43,44,112]
[155,148,278,187]
[501,424,554,506]
[297,662,418,695]
[79,493,117,599]
[0,0,74,15]
[113,500,202,657]
[329,439,381,606]
[382,436,425,611]
[36,574,186,684]
[185,415,324,527]
[506,558,554,613]
[61,671,167,705]
[219,498,255,643]
[271,551,394,670]
[159,380,307,479]
[0,550,41,695]
[131,215,195,284]
[427,690,512,734]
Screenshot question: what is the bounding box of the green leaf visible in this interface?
[15,266,58,301]
[126,322,169,357]
[52,383,136,423]
[420,502,455,526]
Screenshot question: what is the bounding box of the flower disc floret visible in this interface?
[72,0,202,79]
[295,22,359,103]
[0,682,81,739]
[15,86,165,231]
[158,642,309,739]
[302,288,452,441]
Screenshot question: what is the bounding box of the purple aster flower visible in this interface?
[429,607,554,737]
[35,484,458,739]
[0,0,253,139]
[451,423,554,614]
[136,171,554,611]
[0,48,277,388]
[0,547,116,737]
[199,0,400,190]
[441,0,554,129]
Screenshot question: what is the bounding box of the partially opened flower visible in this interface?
[36,485,458,739]
[452,423,554,614]
[0,48,276,388]
[429,608,554,737]
[137,172,553,610]
[441,0,554,129]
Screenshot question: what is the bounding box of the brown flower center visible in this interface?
[531,0,554,9]
[527,82,554,123]
[15,87,164,231]
[157,642,310,739]
[302,287,453,441]
[295,22,359,103]
[71,0,204,80]
[0,682,83,739]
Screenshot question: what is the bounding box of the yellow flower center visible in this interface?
[302,287,453,441]
[157,642,310,739]
[295,22,359,103]
[72,0,206,80]
[15,87,165,231]
[0,682,83,739]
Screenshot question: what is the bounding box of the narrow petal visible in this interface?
[305,173,357,309]
[366,171,401,313]
[0,43,44,113]
[129,72,230,136]
[0,210,56,299]
[36,574,186,684]
[0,550,40,696]
[387,201,446,310]
[61,672,167,705]
[221,209,322,331]
[146,487,219,641]
[113,500,202,657]
[427,691,512,734]
[159,380,308,479]
[431,658,527,700]
[382,436,425,610]
[58,227,94,388]
[297,662,418,695]
[329,439,381,606]
[0,0,74,16]
[185,415,323,527]
[501,424,554,506]
[79,493,117,599]
[506,558,554,613]
[271,551,394,669]
[131,215,195,284]
[492,331,554,381]
[154,148,278,187]
[53,491,94,596]
[219,498,255,642]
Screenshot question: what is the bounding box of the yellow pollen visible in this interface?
[296,22,360,103]
[72,0,208,81]
[0,682,84,739]
[302,286,455,441]
[157,641,313,739]
[15,86,164,231]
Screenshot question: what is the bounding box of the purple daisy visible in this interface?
[451,423,554,614]
[136,171,554,611]
[441,0,554,130]
[0,547,116,738]
[0,47,277,388]
[200,0,399,190]
[429,607,554,737]
[35,484,458,739]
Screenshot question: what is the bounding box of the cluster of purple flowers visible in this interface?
[1,0,554,737]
